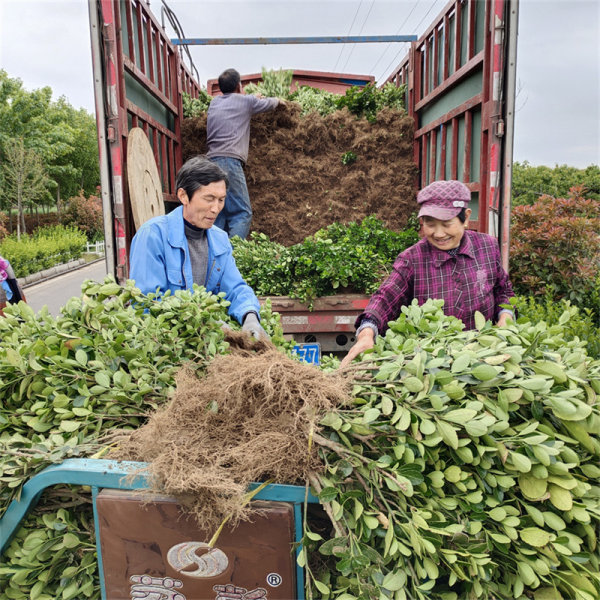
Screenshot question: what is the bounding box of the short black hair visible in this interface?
[218,69,241,94]
[175,156,228,199]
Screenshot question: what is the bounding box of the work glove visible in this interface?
[217,319,232,333]
[242,312,269,340]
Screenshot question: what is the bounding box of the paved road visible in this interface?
[24,260,109,316]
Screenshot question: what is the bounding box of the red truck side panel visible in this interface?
[386,0,511,240]
[263,295,370,353]
[95,0,201,280]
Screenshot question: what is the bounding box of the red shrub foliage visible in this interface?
[23,213,61,233]
[509,186,600,304]
[60,191,104,241]
[0,212,61,237]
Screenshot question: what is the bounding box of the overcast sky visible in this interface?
[0,0,598,168]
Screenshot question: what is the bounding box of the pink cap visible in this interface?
[417,180,471,220]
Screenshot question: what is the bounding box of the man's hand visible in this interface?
[242,312,269,340]
[340,327,375,368]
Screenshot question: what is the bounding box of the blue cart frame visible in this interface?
[0,458,318,599]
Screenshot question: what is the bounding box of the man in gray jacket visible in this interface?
[206,68,284,239]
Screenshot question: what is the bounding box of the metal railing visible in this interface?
[85,240,105,255]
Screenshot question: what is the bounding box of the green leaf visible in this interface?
[320,412,343,430]
[59,420,81,433]
[5,348,24,368]
[313,580,330,595]
[532,360,567,383]
[419,419,436,435]
[464,490,483,503]
[363,407,380,423]
[403,376,424,392]
[517,561,537,586]
[318,487,338,503]
[423,557,439,580]
[395,407,411,431]
[581,463,600,478]
[464,420,489,437]
[520,527,551,547]
[352,499,364,521]
[534,588,564,600]
[436,420,459,449]
[380,395,393,415]
[94,371,111,388]
[362,515,380,529]
[62,533,80,549]
[384,515,394,556]
[489,507,507,521]
[382,570,406,591]
[296,548,306,567]
[474,311,486,331]
[519,473,548,500]
[471,363,500,381]
[451,353,471,373]
[509,451,532,473]
[549,485,572,511]
[444,466,462,483]
[62,581,81,600]
[443,408,478,423]
[75,349,87,366]
[524,504,545,527]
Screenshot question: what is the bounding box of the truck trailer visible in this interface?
[88,0,519,352]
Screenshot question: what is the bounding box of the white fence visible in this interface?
[85,240,105,255]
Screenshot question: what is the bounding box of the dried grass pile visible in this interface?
[182,104,417,245]
[113,334,350,532]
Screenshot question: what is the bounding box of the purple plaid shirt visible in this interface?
[356,230,514,332]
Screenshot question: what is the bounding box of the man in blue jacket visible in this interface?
[129,155,266,338]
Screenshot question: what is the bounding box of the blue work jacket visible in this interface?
[129,206,260,324]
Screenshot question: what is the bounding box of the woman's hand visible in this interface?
[340,327,375,368]
[496,311,513,327]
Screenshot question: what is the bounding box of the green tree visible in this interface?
[0,138,52,238]
[0,70,99,217]
[64,107,100,197]
[512,161,600,206]
[45,97,99,203]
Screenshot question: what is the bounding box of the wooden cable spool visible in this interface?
[126,127,165,230]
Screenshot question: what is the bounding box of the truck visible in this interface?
[88,0,519,353]
[206,68,376,96]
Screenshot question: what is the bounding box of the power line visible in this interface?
[160,0,199,82]
[341,0,376,73]
[413,0,446,33]
[333,0,363,72]
[377,0,445,83]
[369,0,421,74]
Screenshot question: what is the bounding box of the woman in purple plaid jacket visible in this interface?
[341,180,514,367]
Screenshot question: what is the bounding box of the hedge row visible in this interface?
[0,226,87,277]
